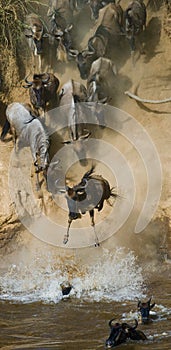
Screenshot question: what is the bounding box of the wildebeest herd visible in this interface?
[0,0,148,243]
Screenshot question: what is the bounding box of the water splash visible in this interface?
[0,247,145,303]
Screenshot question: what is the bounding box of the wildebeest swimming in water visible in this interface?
[137,297,156,324]
[0,102,49,189]
[57,165,118,246]
[105,319,147,348]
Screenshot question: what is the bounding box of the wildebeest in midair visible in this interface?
[124,0,147,63]
[105,319,147,348]
[23,73,60,116]
[25,13,49,73]
[57,165,118,245]
[69,2,124,79]
[0,103,49,189]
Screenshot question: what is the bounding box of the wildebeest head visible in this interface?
[24,73,50,110]
[89,0,114,20]
[120,319,147,341]
[69,49,95,80]
[105,320,127,348]
[66,179,88,220]
[25,14,48,55]
[89,0,104,19]
[105,319,147,348]
[23,73,59,111]
[137,297,155,324]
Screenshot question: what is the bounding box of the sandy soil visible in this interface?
[0,1,171,265]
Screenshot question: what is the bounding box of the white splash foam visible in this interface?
[0,247,145,303]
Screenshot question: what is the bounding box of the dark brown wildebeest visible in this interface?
[89,0,115,20]
[105,319,147,348]
[124,0,147,63]
[137,297,156,324]
[25,13,49,72]
[47,0,87,62]
[58,165,118,245]
[23,73,60,116]
[47,0,73,63]
[87,57,117,102]
[69,2,124,79]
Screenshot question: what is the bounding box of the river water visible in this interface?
[0,244,171,350]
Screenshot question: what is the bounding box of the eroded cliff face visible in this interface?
[0,1,171,262]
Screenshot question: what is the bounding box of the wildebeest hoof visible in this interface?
[63,235,68,244]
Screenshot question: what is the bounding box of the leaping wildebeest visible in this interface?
[23,73,60,116]
[25,13,49,73]
[0,103,49,188]
[69,2,124,79]
[87,57,117,102]
[124,0,147,63]
[57,165,118,245]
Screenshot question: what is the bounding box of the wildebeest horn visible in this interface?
[65,24,73,32]
[68,49,79,57]
[76,179,88,190]
[24,75,33,86]
[42,73,50,83]
[148,297,151,305]
[82,50,94,58]
[132,319,138,330]
[78,131,91,140]
[108,319,120,328]
[98,96,108,104]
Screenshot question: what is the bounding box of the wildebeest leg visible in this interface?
[63,218,72,244]
[33,155,41,191]
[97,200,104,212]
[129,35,136,66]
[0,119,10,140]
[38,55,42,74]
[36,171,41,191]
[89,209,100,247]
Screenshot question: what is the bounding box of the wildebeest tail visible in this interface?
[109,187,120,202]
[0,119,10,140]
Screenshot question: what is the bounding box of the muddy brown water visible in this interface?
[0,277,171,349]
